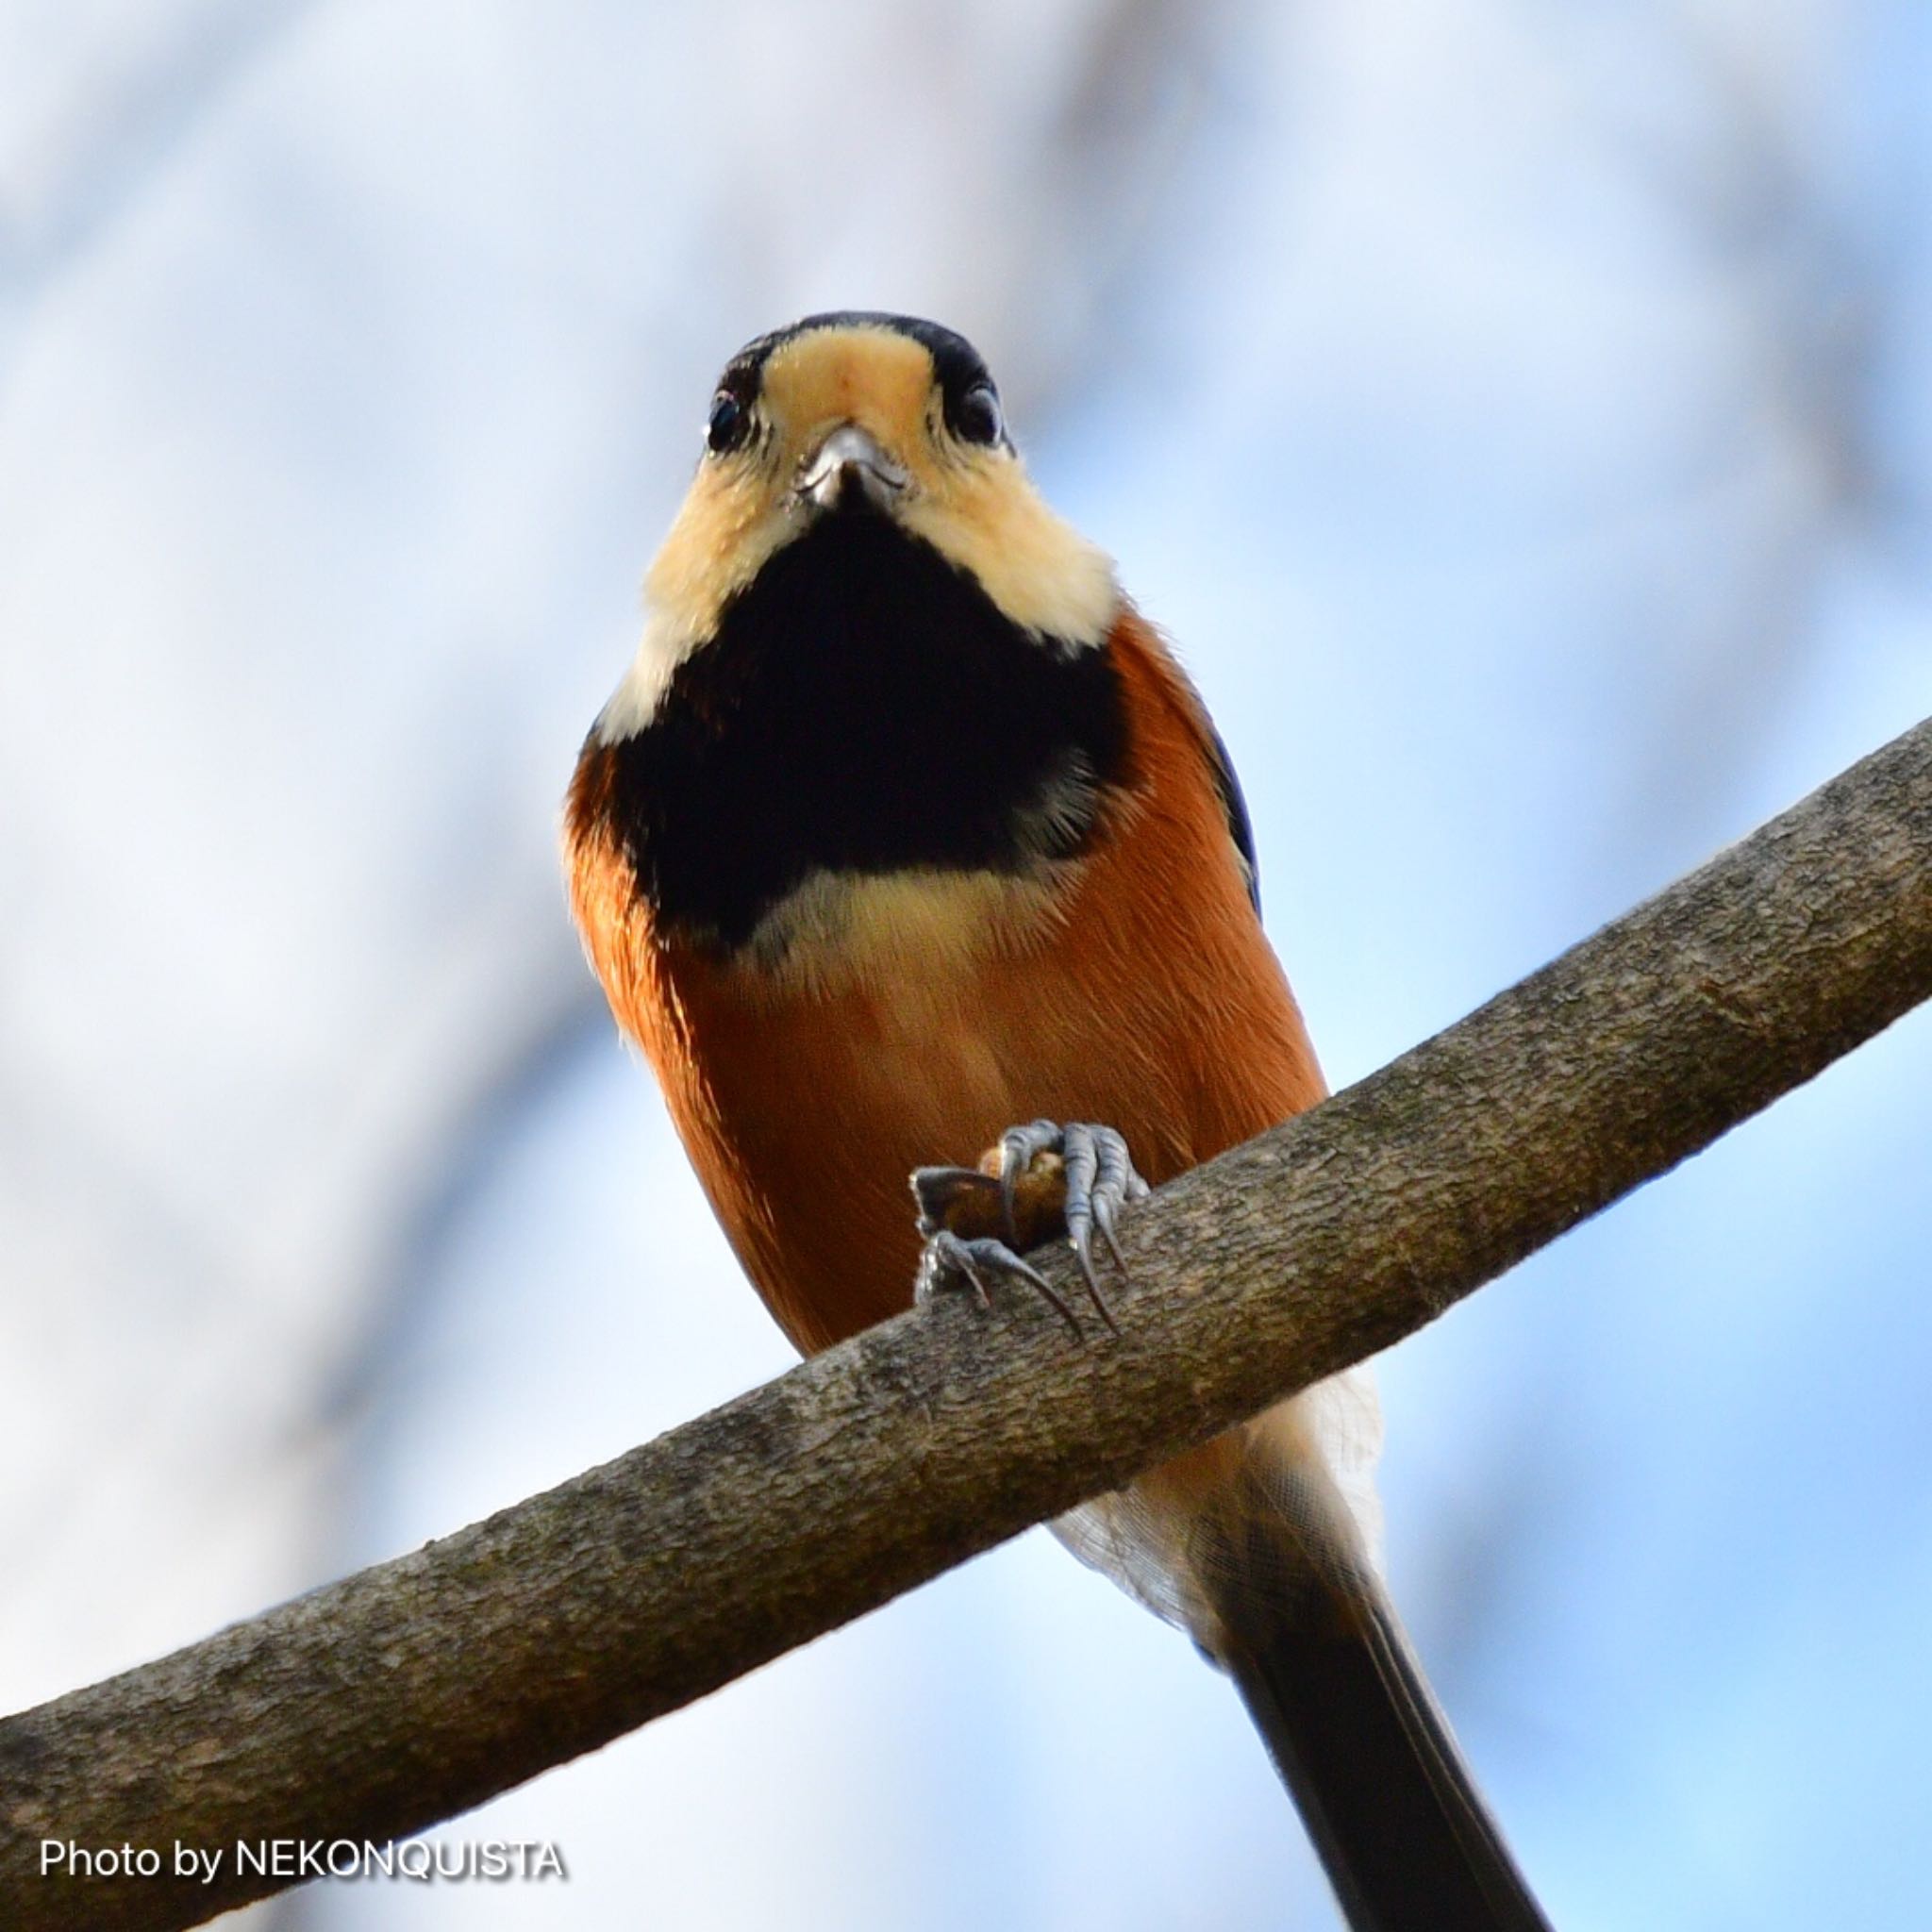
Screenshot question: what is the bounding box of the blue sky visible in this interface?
[4,5,1930,1927]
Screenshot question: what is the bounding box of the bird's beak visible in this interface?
[797,424,910,514]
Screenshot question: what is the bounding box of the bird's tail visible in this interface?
[1195,1452,1552,1932]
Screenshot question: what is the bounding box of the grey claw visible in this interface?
[1078,1124,1143,1297]
[918,1120,1144,1340]
[1067,1232,1121,1335]
[1091,1190,1130,1278]
[991,1118,1147,1328]
[918,1230,1083,1337]
[1058,1123,1120,1332]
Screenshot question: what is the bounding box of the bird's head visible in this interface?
[595,312,1118,741]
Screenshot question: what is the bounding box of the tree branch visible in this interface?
[6,716,1931,1932]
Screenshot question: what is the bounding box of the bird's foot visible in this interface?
[911,1120,1148,1335]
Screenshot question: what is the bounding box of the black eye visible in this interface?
[953,379,1004,447]
[707,390,750,455]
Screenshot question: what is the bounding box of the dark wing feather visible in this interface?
[1206,723,1261,913]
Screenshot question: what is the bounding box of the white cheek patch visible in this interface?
[899,491,1119,649]
[592,610,688,743]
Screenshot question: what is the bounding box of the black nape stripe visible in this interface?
[597,513,1127,951]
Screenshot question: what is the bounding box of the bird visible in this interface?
[565,310,1551,1931]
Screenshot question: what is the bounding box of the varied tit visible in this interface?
[566,312,1550,1932]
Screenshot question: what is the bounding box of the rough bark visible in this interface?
[4,714,1930,1932]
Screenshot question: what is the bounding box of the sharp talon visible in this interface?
[1057,1124,1119,1331]
[990,1247,1082,1338]
[1069,1230,1121,1334]
[915,1119,1143,1341]
[920,1230,1083,1337]
[954,1253,994,1311]
[1090,1190,1130,1279]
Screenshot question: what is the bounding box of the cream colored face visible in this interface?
[596,322,1119,742]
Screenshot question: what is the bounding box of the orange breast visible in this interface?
[567,608,1324,1356]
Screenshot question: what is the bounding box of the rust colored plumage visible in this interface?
[567,606,1323,1355]
[566,313,1552,1930]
